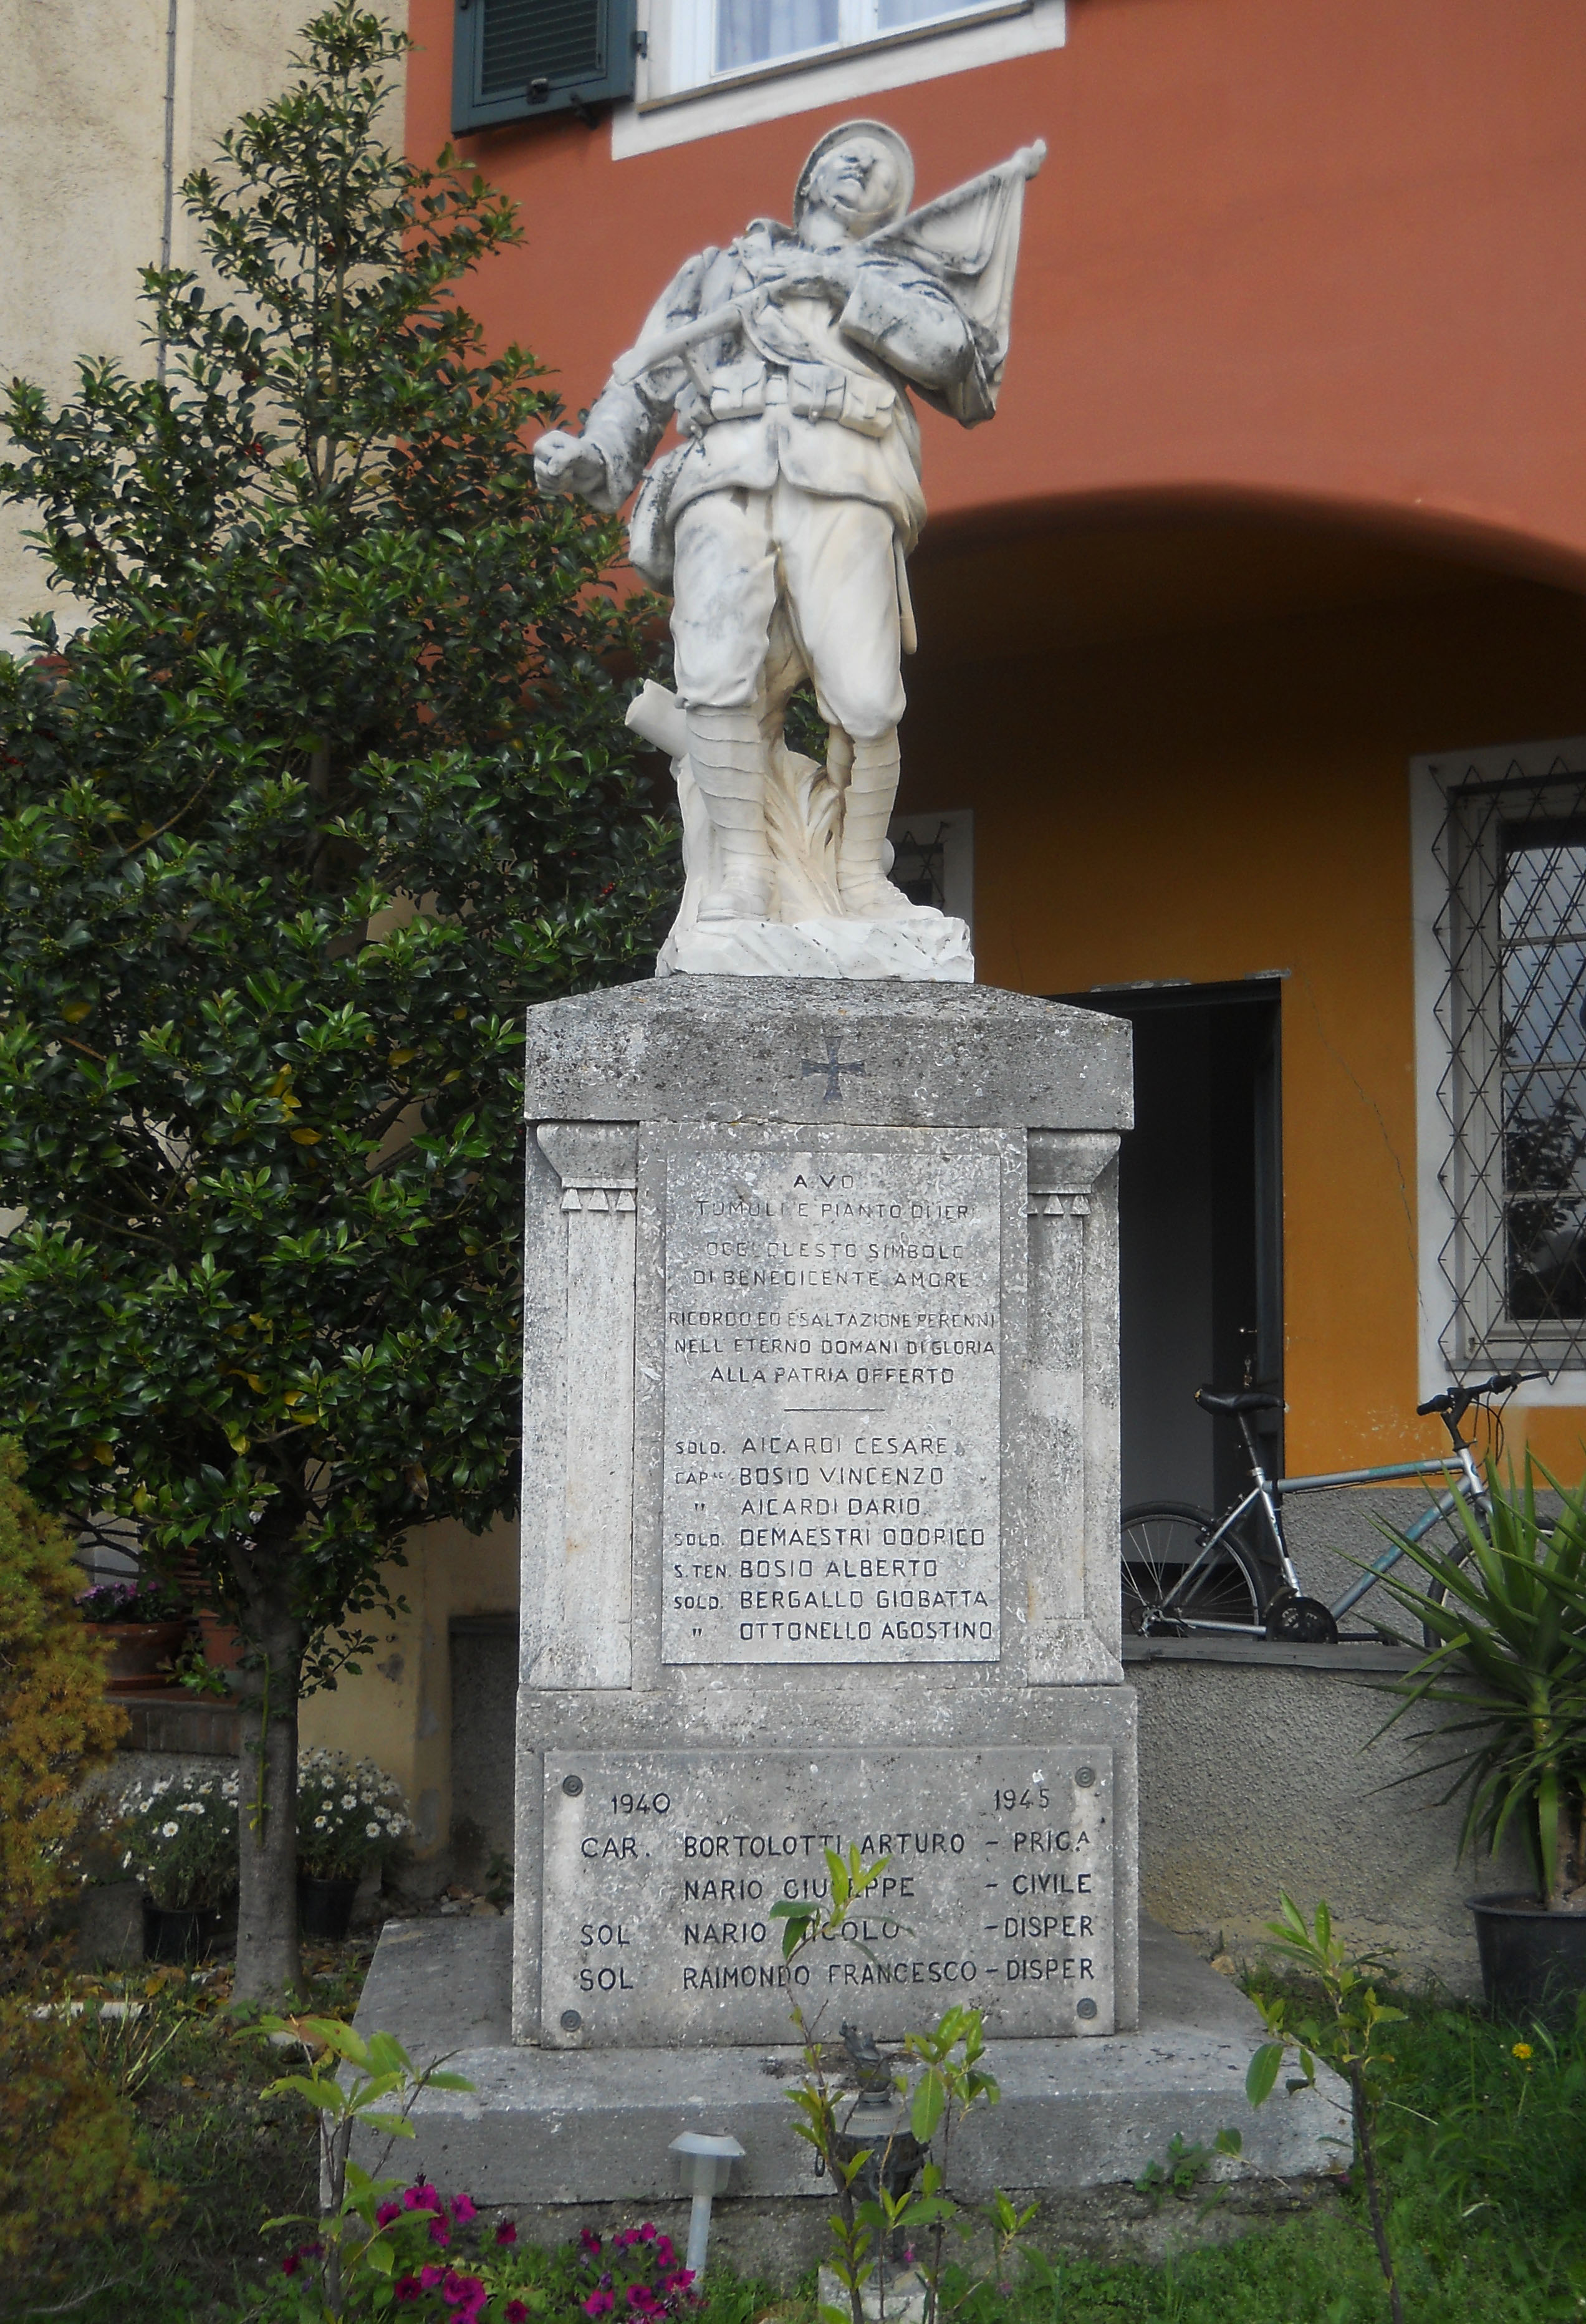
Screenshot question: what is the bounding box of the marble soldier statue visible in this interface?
[534,122,1043,968]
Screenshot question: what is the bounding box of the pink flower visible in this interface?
[506,2305,530,2324]
[450,2192,478,2224]
[443,2270,486,2309]
[584,2295,615,2317]
[395,2279,422,2305]
[639,2224,657,2242]
[404,2182,444,2214]
[281,2255,300,2278]
[655,2237,675,2265]
[420,2265,446,2290]
[429,2221,451,2246]
[376,2201,402,2227]
[496,2221,519,2246]
[580,2228,603,2257]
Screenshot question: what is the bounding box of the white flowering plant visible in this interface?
[296,1750,411,1882]
[112,1768,241,1909]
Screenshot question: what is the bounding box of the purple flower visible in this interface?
[580,2229,603,2256]
[420,2265,446,2290]
[404,2181,444,2214]
[429,2221,451,2247]
[506,2305,530,2324]
[495,2221,519,2246]
[395,2279,423,2306]
[638,2224,657,2243]
[450,2192,478,2224]
[376,2201,402,2227]
[281,2255,300,2278]
[584,2295,615,2317]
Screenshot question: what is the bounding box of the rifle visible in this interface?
[608,276,797,388]
[608,140,1047,391]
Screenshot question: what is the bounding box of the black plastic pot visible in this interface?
[298,1874,360,1941]
[1470,1892,1586,2022]
[142,1896,228,1964]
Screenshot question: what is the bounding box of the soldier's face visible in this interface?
[808,140,899,238]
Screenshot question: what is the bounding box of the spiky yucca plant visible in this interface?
[1377,1457,1586,1910]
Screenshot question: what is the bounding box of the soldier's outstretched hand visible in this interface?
[533,430,610,501]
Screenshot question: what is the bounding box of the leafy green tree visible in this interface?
[0,4,676,2000]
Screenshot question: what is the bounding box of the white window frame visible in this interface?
[612,0,1064,158]
[1411,735,1586,1406]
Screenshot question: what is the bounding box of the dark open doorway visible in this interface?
[1056,980,1284,1513]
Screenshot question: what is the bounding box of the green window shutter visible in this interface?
[453,0,637,131]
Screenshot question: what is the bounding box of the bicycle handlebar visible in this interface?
[1416,1369,1549,1418]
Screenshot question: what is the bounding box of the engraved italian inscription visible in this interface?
[662,1138,1002,1665]
[541,1747,1115,2046]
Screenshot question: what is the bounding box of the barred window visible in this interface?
[1431,756,1586,1367]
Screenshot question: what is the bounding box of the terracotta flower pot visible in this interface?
[98,1619,190,1692]
[197,1610,244,1669]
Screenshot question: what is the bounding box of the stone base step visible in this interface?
[350,1916,1342,2209]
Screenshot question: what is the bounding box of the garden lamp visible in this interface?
[668,2131,745,2279]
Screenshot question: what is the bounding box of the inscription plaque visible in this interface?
[662,1138,1002,1665]
[540,1747,1114,2047]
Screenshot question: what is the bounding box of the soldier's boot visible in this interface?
[837,732,913,919]
[686,708,775,921]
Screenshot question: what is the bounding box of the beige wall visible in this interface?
[0,1,396,643]
[299,1515,517,1885]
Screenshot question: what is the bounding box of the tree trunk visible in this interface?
[232,1534,305,2004]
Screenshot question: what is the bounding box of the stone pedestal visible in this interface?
[513,977,1137,2052]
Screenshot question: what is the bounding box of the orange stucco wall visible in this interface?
[408,0,1586,579]
[895,554,1586,1474]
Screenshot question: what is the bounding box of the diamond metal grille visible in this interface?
[1434,759,1586,1366]
[890,820,950,912]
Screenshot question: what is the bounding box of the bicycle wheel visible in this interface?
[1120,1502,1265,1636]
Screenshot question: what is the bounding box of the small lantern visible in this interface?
[668,2130,746,2279]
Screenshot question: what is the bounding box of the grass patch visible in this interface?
[12,1956,1586,2322]
[6,1941,371,2322]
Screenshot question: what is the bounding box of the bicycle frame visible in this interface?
[1277,1448,1487,1621]
[1152,1432,1487,1634]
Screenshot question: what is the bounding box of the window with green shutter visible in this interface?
[453,0,637,130]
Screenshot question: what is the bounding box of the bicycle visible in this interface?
[1120,1368,1546,1645]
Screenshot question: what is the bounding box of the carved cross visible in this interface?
[802,1034,865,1104]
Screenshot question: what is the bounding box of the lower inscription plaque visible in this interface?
[661,1137,1002,1666]
[540,1747,1114,2047]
